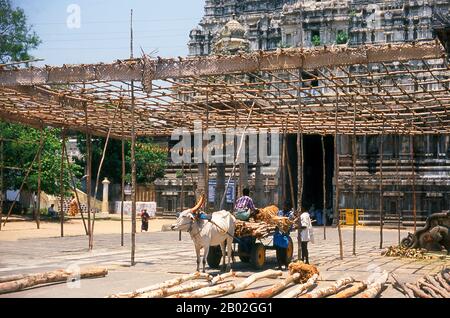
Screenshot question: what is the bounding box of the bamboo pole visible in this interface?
[0,137,3,231]
[285,128,295,210]
[322,135,326,240]
[86,130,92,248]
[379,123,384,249]
[395,134,400,245]
[410,133,416,232]
[2,138,44,226]
[130,9,137,266]
[297,68,304,261]
[281,124,287,204]
[335,92,343,260]
[352,102,357,256]
[121,111,125,247]
[60,128,66,237]
[36,127,43,229]
[63,145,88,235]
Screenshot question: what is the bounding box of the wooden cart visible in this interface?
[207,233,294,270]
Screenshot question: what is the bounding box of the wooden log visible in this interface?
[425,275,449,296]
[139,271,238,298]
[245,272,301,298]
[300,276,355,298]
[332,282,367,298]
[420,278,448,298]
[108,272,212,298]
[281,274,319,298]
[172,269,282,298]
[421,285,442,298]
[0,274,28,284]
[391,273,414,298]
[0,267,108,294]
[358,273,389,298]
[435,273,450,292]
[405,283,432,298]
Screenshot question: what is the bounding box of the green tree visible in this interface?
[0,123,82,195]
[0,0,41,63]
[75,135,167,186]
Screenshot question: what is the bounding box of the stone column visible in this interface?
[102,177,110,213]
[255,162,264,206]
[239,163,248,197]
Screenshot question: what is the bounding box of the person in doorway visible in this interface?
[274,202,294,270]
[141,209,150,232]
[300,208,314,264]
[67,194,79,216]
[234,188,257,221]
[47,204,57,218]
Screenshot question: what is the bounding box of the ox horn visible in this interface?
[191,194,205,214]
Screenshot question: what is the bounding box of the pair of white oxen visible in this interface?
[170,195,236,273]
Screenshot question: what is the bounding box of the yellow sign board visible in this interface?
[339,209,364,226]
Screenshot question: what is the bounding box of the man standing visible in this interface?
[234,188,257,221]
[300,209,314,264]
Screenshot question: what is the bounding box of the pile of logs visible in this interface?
[234,205,296,239]
[108,264,392,298]
[381,245,432,260]
[392,267,450,298]
[0,267,108,295]
[235,220,276,238]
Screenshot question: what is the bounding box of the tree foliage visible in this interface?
[0,0,41,64]
[75,136,167,186]
[0,123,83,195]
[336,31,349,45]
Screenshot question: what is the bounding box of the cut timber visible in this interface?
[358,272,389,298]
[0,274,28,284]
[300,277,355,298]
[332,282,367,298]
[172,269,282,298]
[245,272,301,298]
[405,283,432,298]
[435,273,450,292]
[108,271,212,298]
[424,275,449,298]
[0,267,107,294]
[138,271,238,298]
[391,273,414,298]
[281,274,319,298]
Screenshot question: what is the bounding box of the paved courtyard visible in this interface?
[0,224,448,298]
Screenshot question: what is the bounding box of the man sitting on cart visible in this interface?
[274,202,294,270]
[234,188,258,221]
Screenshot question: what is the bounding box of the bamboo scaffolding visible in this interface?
[130,9,137,266]
[60,128,65,237]
[322,135,326,240]
[352,100,357,256]
[0,138,3,231]
[379,123,384,249]
[121,110,125,247]
[36,128,43,229]
[335,91,343,260]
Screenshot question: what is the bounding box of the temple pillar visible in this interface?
[102,177,110,213]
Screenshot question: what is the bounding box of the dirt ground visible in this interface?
[0,218,174,241]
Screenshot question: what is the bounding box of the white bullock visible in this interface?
[171,195,236,272]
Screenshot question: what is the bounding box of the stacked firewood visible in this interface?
[381,245,433,259]
[234,220,276,238]
[392,268,450,298]
[234,205,296,238]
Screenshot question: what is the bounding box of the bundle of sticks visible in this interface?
[381,245,433,260]
[234,220,276,238]
[235,205,296,239]
[0,267,108,295]
[392,267,450,298]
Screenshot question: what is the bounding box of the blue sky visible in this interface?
[14,0,205,66]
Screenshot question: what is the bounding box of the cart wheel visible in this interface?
[238,244,250,263]
[250,243,266,269]
[207,245,222,269]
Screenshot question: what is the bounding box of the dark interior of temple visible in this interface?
[285,134,334,212]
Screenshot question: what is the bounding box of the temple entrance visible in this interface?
[285,135,334,216]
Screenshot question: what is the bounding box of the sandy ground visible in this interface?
[0,218,174,241]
